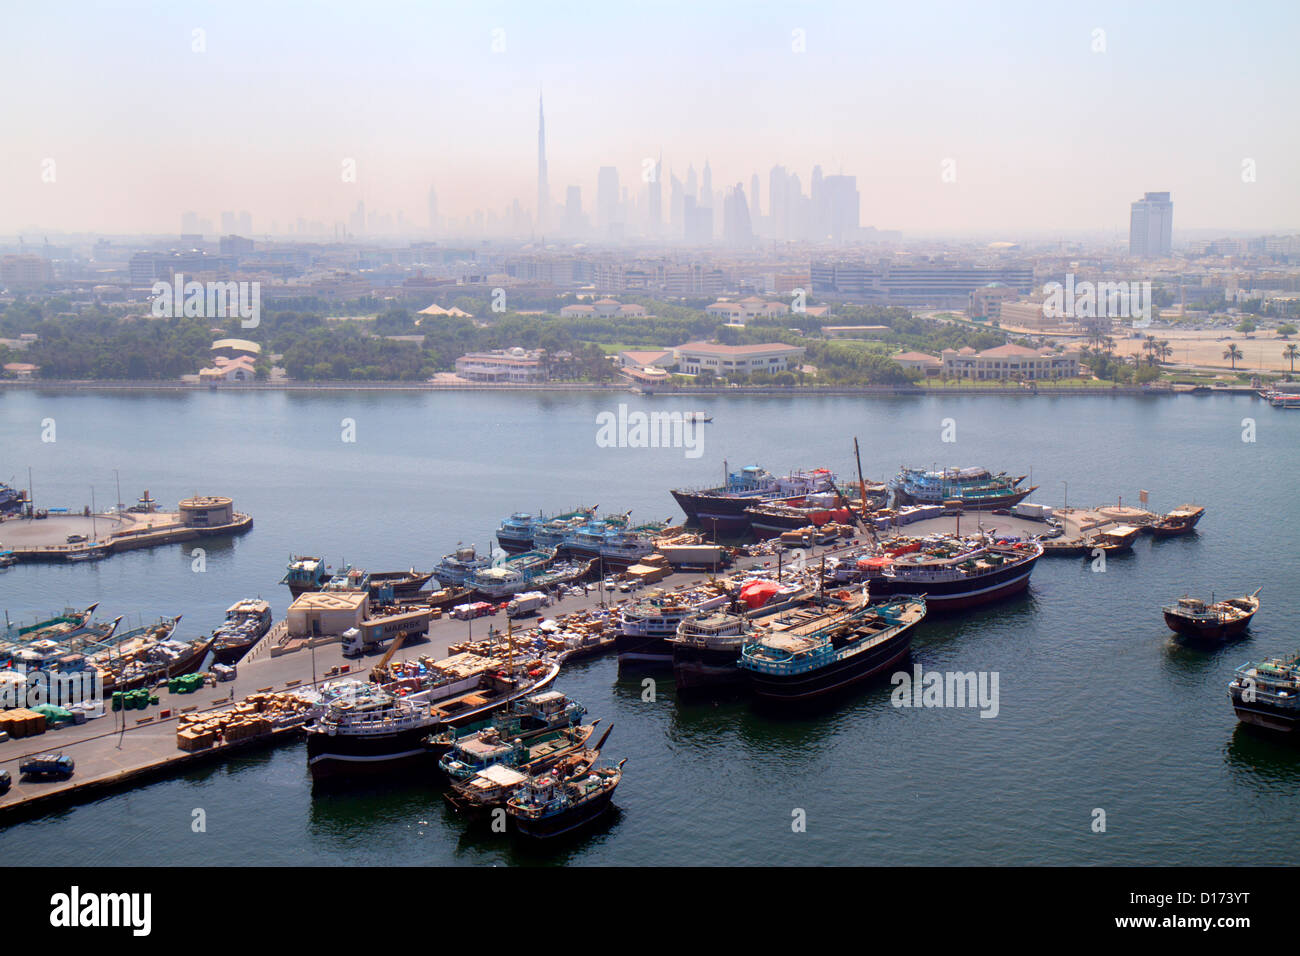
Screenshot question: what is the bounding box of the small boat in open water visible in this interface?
[1163,589,1260,642]
[1229,653,1300,732]
[1150,504,1205,537]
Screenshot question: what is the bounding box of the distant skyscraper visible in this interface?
[597,165,620,236]
[723,183,753,245]
[750,174,762,220]
[564,185,585,235]
[769,166,788,239]
[824,174,860,242]
[181,211,200,235]
[1129,191,1173,257]
[647,153,662,236]
[427,185,440,233]
[537,94,550,233]
[685,164,697,202]
[670,172,684,238]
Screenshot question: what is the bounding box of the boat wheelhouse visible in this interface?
[434,545,493,587]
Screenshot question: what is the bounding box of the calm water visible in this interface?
[0,388,1297,865]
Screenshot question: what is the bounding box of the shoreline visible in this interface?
[0,381,1267,397]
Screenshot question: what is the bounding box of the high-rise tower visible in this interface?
[537,93,550,233]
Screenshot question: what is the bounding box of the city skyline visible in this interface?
[2,1,1298,237]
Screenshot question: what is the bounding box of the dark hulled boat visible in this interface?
[739,595,927,704]
[1163,589,1260,642]
[671,466,839,536]
[890,466,1035,511]
[505,758,626,840]
[614,585,730,673]
[1229,654,1300,733]
[304,656,560,782]
[444,725,612,824]
[1150,504,1205,537]
[829,537,1043,611]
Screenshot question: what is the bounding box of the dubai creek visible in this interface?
[1,388,1297,866]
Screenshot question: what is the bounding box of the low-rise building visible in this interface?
[673,341,805,376]
[454,347,547,383]
[940,344,1081,380]
[892,351,942,376]
[199,355,257,383]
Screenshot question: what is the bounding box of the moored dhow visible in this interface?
[210,598,273,665]
[739,594,927,704]
[496,507,597,554]
[669,583,817,692]
[304,647,559,781]
[506,757,626,840]
[614,583,731,672]
[890,466,1036,510]
[671,466,840,535]
[281,555,434,599]
[1163,589,1260,642]
[423,690,586,763]
[433,544,493,588]
[1150,504,1205,537]
[827,535,1043,611]
[1229,654,1300,732]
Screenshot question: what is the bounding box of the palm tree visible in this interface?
[1284,343,1299,373]
[1223,343,1243,370]
[1157,340,1173,364]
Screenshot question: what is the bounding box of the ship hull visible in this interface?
[1231,697,1300,733]
[496,534,535,554]
[745,628,913,704]
[892,486,1036,511]
[306,725,436,781]
[857,556,1039,611]
[672,643,746,692]
[211,640,257,666]
[615,633,677,672]
[1150,515,1204,537]
[672,489,771,534]
[1165,611,1253,641]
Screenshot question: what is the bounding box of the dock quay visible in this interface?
[0,494,251,564]
[0,498,1192,823]
[0,544,819,822]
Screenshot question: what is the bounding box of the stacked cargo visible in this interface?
[0,708,47,738]
[174,691,317,752]
[111,689,157,711]
[168,673,207,694]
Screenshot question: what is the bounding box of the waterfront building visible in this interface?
[673,341,805,376]
[198,355,256,383]
[454,347,547,383]
[940,344,1081,380]
[892,351,943,376]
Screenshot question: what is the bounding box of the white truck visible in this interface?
[506,591,549,618]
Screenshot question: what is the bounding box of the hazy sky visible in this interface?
[3,0,1298,237]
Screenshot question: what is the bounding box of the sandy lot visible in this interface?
[1111,328,1298,373]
